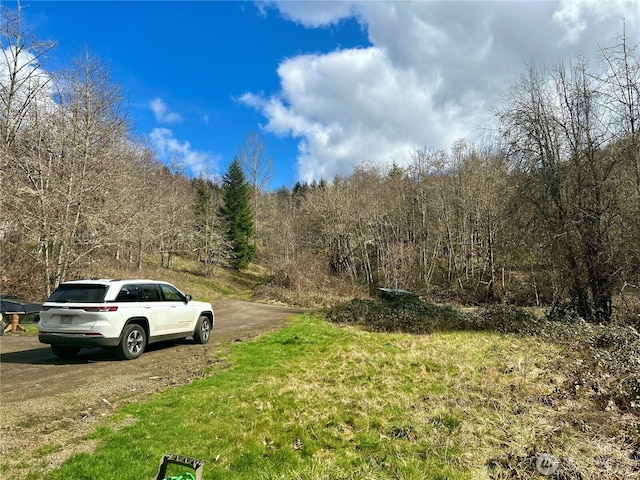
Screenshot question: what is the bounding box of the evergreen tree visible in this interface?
[219,158,255,269]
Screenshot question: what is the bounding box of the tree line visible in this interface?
[1,6,638,322]
[243,30,640,323]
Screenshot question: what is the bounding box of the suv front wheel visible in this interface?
[116,323,147,360]
[193,315,211,344]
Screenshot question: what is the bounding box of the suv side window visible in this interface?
[115,285,139,302]
[139,284,161,302]
[160,284,185,302]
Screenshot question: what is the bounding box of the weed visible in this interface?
[35,443,62,457]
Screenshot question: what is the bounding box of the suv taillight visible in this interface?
[84,306,118,312]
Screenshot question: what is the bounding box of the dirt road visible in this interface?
[0,300,308,475]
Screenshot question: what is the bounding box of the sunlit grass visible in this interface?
[96,255,267,302]
[47,314,635,479]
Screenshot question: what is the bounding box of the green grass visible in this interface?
[46,314,634,479]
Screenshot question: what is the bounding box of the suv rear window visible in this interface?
[47,284,108,303]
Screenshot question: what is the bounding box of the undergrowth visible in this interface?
[327,296,640,421]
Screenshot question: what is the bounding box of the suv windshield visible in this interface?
[47,284,108,303]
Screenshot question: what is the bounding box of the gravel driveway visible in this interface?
[0,300,308,476]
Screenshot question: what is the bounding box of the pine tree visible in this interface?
[219,158,255,269]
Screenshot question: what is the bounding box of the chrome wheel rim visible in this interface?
[201,320,210,341]
[127,329,144,355]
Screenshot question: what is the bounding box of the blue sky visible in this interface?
[2,1,639,189]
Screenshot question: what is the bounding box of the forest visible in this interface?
[1,6,639,325]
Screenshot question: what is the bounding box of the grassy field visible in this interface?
[45,313,636,480]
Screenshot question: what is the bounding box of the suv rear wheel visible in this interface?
[116,324,146,360]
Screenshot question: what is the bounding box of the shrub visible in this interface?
[560,321,640,414]
[470,304,547,336]
[327,297,543,335]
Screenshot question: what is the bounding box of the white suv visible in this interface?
[38,279,214,360]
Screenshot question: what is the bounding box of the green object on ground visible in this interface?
[163,473,195,480]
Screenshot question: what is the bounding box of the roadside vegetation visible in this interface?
[44,313,638,480]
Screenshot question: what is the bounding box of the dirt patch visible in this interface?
[0,300,308,477]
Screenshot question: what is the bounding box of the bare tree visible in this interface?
[499,58,627,321]
[193,176,231,276]
[0,1,56,147]
[598,27,639,155]
[102,142,164,270]
[597,30,640,306]
[444,140,511,301]
[237,131,273,246]
[0,2,57,294]
[3,48,130,294]
[157,160,197,269]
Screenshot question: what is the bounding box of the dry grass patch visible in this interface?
[259,325,637,478]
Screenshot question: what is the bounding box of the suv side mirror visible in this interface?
[185,294,192,303]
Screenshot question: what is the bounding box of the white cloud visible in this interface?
[259,0,359,27]
[149,97,182,123]
[244,1,640,183]
[149,127,220,177]
[243,46,471,182]
[553,0,639,44]
[0,46,57,118]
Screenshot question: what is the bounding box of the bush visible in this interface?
[326,295,467,334]
[469,304,548,336]
[327,297,537,335]
[560,321,640,414]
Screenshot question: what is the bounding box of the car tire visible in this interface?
[116,324,146,360]
[193,315,211,344]
[51,345,81,358]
